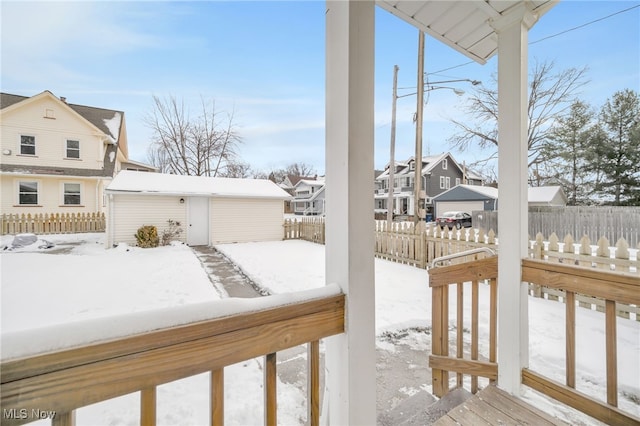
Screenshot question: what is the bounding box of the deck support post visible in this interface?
[324,1,376,425]
[492,3,538,396]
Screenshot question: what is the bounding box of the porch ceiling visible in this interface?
[376,0,557,64]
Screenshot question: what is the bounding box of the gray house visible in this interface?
[375,152,484,218]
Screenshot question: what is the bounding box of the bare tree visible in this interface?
[218,161,253,178]
[257,162,318,184]
[145,95,242,176]
[285,162,316,177]
[448,60,588,181]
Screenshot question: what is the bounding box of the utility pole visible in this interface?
[387,65,399,228]
[414,31,425,223]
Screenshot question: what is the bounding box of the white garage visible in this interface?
[105,171,291,247]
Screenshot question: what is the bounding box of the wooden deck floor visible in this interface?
[434,385,568,425]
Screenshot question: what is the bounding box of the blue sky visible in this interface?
[1,1,638,176]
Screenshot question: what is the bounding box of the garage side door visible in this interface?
[211,198,284,244]
[435,201,484,218]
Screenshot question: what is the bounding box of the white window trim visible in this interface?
[446,177,451,189]
[16,179,41,206]
[455,178,461,186]
[61,182,83,206]
[65,139,81,160]
[442,159,448,170]
[19,134,36,156]
[440,176,445,189]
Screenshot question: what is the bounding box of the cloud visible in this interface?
[0,2,190,85]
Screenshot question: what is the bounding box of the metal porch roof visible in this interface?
[376,0,557,64]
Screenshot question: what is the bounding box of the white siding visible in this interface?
[0,175,103,214]
[1,97,105,170]
[108,195,187,247]
[210,198,284,244]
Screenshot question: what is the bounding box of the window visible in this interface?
[440,176,446,189]
[456,178,461,186]
[66,140,80,159]
[446,177,451,189]
[20,135,35,155]
[442,159,448,170]
[410,162,415,171]
[64,183,81,205]
[19,181,38,205]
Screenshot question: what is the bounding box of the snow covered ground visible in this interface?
[1,233,638,425]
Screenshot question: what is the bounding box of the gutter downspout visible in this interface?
[107,193,114,249]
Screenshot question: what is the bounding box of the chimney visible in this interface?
[60,96,67,103]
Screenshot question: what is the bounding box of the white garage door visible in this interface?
[436,201,484,218]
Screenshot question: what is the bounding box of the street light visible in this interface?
[386,64,480,227]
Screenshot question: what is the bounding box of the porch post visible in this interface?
[492,4,537,395]
[324,1,376,425]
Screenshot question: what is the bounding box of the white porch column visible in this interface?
[492,4,537,396]
[324,1,376,425]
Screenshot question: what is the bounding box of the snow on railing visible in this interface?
[1,285,344,426]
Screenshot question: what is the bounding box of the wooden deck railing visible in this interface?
[1,293,345,426]
[521,260,640,426]
[429,255,639,425]
[428,255,498,398]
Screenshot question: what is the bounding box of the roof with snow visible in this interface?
[106,170,292,199]
[528,186,567,206]
[433,184,567,207]
[295,178,325,188]
[433,184,499,201]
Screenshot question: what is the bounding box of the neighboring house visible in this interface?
[0,90,154,216]
[432,184,567,217]
[374,152,484,218]
[105,170,291,247]
[528,186,568,207]
[278,174,317,214]
[121,159,158,173]
[292,176,325,215]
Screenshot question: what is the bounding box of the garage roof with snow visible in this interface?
[434,184,499,201]
[106,170,292,199]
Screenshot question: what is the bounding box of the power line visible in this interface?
[531,4,639,45]
[427,4,639,76]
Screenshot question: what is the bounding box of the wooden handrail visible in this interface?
[521,259,640,426]
[1,293,345,426]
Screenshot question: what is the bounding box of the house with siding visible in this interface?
[374,152,484,219]
[105,170,291,247]
[292,177,325,215]
[0,91,155,217]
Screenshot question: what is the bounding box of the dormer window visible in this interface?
[410,162,415,171]
[66,140,80,159]
[20,135,36,155]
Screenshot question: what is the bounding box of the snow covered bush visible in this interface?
[161,220,183,246]
[135,225,159,248]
